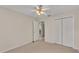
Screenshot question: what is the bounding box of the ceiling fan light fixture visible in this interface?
[37,13,41,15]
[32,5,50,16]
[35,10,40,15]
[36,11,45,15]
[40,11,44,14]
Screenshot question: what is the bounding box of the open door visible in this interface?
[39,21,45,41]
[33,20,39,42]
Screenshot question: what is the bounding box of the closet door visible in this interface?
[63,17,74,47]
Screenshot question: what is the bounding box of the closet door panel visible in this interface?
[63,17,74,47]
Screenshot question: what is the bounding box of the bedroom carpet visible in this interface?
[5,40,79,53]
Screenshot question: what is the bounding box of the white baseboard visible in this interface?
[0,40,32,53]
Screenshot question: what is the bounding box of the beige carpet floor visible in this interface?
[5,40,79,53]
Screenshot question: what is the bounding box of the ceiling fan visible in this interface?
[32,5,51,17]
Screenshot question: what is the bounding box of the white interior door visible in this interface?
[63,17,74,47]
[33,20,39,41]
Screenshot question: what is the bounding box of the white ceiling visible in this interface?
[0,5,79,17]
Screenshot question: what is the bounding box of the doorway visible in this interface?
[39,21,45,41]
[33,20,45,42]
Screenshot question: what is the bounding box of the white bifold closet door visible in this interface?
[56,17,74,48]
[63,17,74,47]
[45,16,74,48]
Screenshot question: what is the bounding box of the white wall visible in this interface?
[74,12,79,50]
[0,7,34,52]
[45,10,79,50]
[45,18,58,43]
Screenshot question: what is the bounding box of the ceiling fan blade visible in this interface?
[44,13,51,17]
[42,8,49,11]
[36,6,39,9]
